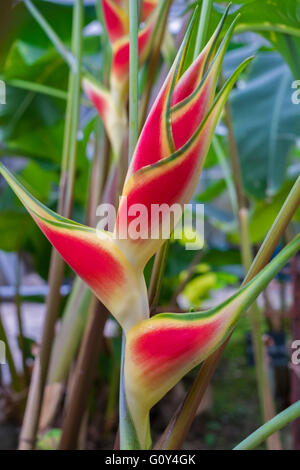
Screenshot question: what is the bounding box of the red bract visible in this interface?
[124,234,300,448]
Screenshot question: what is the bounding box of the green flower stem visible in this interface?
[128,0,139,163]
[193,0,213,60]
[244,175,300,284]
[235,23,300,39]
[234,401,300,450]
[23,0,102,90]
[18,0,83,450]
[5,79,68,100]
[148,240,170,311]
[4,78,91,106]
[47,279,91,385]
[139,0,173,129]
[119,0,140,450]
[223,93,281,449]
[212,135,238,216]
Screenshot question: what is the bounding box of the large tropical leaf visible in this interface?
[228,50,300,199]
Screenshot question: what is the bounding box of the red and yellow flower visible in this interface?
[0,8,260,449]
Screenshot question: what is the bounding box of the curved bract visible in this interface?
[82,77,127,159]
[0,163,148,334]
[124,234,300,448]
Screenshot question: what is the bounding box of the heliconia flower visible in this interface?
[114,12,252,270]
[0,165,149,334]
[0,9,250,335]
[124,234,300,448]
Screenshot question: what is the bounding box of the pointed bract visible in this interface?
[141,0,158,21]
[102,0,129,43]
[124,234,300,448]
[110,6,158,101]
[82,77,127,159]
[0,163,148,333]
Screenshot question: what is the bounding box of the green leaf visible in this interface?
[196,179,227,202]
[229,51,300,198]
[36,429,61,450]
[235,0,300,78]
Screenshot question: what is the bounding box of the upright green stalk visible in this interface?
[24,0,76,71]
[128,0,139,163]
[224,100,281,449]
[212,135,238,215]
[139,0,173,128]
[119,0,140,450]
[245,175,300,284]
[18,0,83,450]
[148,240,170,312]
[234,401,300,450]
[193,0,213,61]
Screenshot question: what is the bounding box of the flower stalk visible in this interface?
[119,0,141,450]
[234,400,300,450]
